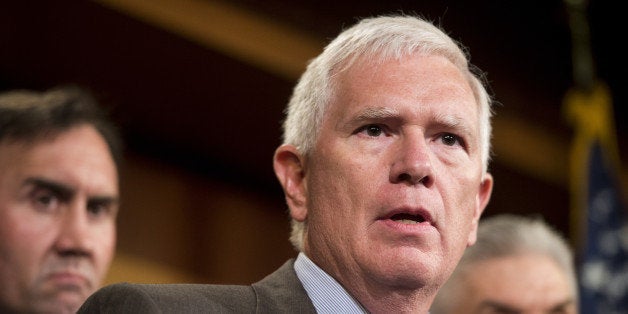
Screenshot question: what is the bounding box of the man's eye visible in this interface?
[87,202,110,217]
[359,124,384,137]
[87,199,117,218]
[32,192,59,212]
[549,305,570,314]
[441,133,461,146]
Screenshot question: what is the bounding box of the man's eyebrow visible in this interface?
[433,112,472,132]
[337,107,401,130]
[478,300,520,313]
[25,178,120,207]
[353,107,400,121]
[24,177,74,199]
[549,299,576,311]
[88,195,120,208]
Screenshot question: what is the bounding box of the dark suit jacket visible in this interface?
[78,259,317,313]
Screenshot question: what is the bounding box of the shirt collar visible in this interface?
[294,252,367,314]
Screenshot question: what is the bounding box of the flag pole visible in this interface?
[562,0,621,253]
[564,0,594,90]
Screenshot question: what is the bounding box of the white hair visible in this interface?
[430,214,578,314]
[282,14,494,251]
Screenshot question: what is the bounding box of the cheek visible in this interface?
[0,211,53,259]
[440,176,477,214]
[307,155,376,225]
[0,217,52,291]
[94,223,116,267]
[444,161,483,206]
[438,175,482,246]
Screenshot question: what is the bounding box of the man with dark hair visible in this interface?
[0,86,122,313]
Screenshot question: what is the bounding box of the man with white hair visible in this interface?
[80,14,494,313]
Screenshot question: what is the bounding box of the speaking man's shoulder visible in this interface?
[78,259,316,313]
[78,282,257,313]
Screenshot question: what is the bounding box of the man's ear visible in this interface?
[467,173,493,246]
[273,144,308,221]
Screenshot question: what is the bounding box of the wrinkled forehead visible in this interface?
[328,52,476,111]
[328,50,473,98]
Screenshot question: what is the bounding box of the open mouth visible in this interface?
[389,212,427,224]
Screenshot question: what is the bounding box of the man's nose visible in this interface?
[389,131,434,186]
[54,202,92,257]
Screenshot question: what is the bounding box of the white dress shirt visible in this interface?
[294,252,367,314]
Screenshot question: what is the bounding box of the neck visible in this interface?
[340,272,437,314]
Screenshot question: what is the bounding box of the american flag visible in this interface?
[565,83,628,314]
[578,141,628,313]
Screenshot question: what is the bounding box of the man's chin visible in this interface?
[33,288,90,314]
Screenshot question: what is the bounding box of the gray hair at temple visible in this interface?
[0,85,122,169]
[430,213,578,314]
[281,14,494,251]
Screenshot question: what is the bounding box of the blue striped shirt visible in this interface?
[294,252,367,314]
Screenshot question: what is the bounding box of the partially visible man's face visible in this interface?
[283,53,492,294]
[0,124,118,313]
[449,254,577,314]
